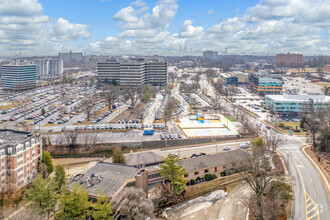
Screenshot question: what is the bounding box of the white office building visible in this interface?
[97,58,167,86]
[34,59,63,79]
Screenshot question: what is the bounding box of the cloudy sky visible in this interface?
[0,0,329,56]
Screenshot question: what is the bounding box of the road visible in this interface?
[279,135,329,220]
[200,75,330,219]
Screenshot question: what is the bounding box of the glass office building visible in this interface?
[1,64,37,90]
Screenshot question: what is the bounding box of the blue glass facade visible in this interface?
[1,64,37,90]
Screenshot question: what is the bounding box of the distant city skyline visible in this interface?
[0,0,329,56]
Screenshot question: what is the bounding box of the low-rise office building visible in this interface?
[178,149,250,180]
[220,72,249,85]
[249,73,283,96]
[265,93,330,115]
[97,58,167,86]
[0,129,42,191]
[1,64,37,90]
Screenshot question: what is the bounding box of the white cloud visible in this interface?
[50,17,90,42]
[113,6,139,23]
[207,9,214,15]
[130,0,146,7]
[180,20,204,38]
[0,0,91,56]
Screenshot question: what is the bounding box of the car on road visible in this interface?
[223,146,231,151]
[48,128,53,132]
[178,134,182,138]
[266,126,271,129]
[61,127,65,131]
[240,143,250,148]
[160,134,165,139]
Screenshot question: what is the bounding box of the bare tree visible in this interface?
[119,188,154,220]
[81,94,95,121]
[204,68,215,82]
[82,132,98,147]
[237,137,279,220]
[163,99,177,128]
[101,84,119,110]
[125,84,142,109]
[322,86,329,95]
[262,129,284,152]
[65,132,80,148]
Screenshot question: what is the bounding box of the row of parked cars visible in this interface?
[179,93,192,105]
[160,133,183,139]
[155,93,168,120]
[170,95,184,116]
[10,97,59,121]
[140,99,155,119]
[195,92,215,107]
[91,110,112,123]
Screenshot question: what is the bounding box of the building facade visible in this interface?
[1,64,37,90]
[249,73,283,96]
[0,129,42,191]
[49,59,63,77]
[203,50,218,59]
[97,59,167,86]
[276,53,303,67]
[59,51,83,62]
[35,59,63,79]
[220,72,249,85]
[265,93,330,115]
[324,65,330,73]
[35,59,49,79]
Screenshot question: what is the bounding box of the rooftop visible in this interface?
[259,77,282,83]
[125,151,164,166]
[75,162,139,197]
[266,93,330,103]
[0,129,33,149]
[177,149,250,172]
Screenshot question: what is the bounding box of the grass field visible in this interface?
[225,116,237,122]
[0,102,20,110]
[277,121,306,136]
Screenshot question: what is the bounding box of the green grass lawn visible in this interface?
[225,116,237,122]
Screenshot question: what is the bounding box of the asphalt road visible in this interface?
[279,135,330,220]
[200,75,330,219]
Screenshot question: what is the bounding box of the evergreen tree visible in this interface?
[41,108,46,115]
[158,154,188,195]
[300,115,306,129]
[54,165,66,191]
[26,174,57,218]
[57,183,91,219]
[41,151,54,175]
[112,146,126,164]
[91,193,113,220]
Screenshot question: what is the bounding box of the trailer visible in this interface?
[144,128,154,135]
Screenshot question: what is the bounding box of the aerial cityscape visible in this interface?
[0,0,329,220]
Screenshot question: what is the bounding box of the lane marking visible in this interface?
[290,154,320,220]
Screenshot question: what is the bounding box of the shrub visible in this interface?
[196,177,201,181]
[293,129,300,132]
[224,168,239,176]
[205,174,214,181]
[284,126,290,130]
[189,179,196,185]
[278,123,285,128]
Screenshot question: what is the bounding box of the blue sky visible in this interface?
[0,0,329,56]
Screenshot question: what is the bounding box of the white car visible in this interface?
[223,146,231,151]
[240,143,250,148]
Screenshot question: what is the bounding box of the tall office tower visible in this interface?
[0,64,37,90]
[35,59,49,79]
[97,59,167,86]
[276,53,303,67]
[49,59,63,77]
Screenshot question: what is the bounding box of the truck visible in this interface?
[112,103,118,109]
[144,128,154,135]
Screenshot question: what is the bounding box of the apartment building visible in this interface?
[0,63,37,90]
[249,73,283,96]
[203,50,218,59]
[265,93,330,116]
[276,53,303,67]
[97,58,167,86]
[35,59,63,79]
[0,129,42,191]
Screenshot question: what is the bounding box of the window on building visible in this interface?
[223,165,226,169]
[215,167,217,172]
[194,171,199,175]
[184,174,189,178]
[204,169,209,173]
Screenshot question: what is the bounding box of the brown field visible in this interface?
[110,102,146,123]
[0,102,20,110]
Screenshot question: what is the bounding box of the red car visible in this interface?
[266,126,271,129]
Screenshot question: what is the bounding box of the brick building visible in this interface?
[0,129,42,191]
[276,53,303,67]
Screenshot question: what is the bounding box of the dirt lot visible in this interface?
[110,102,146,123]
